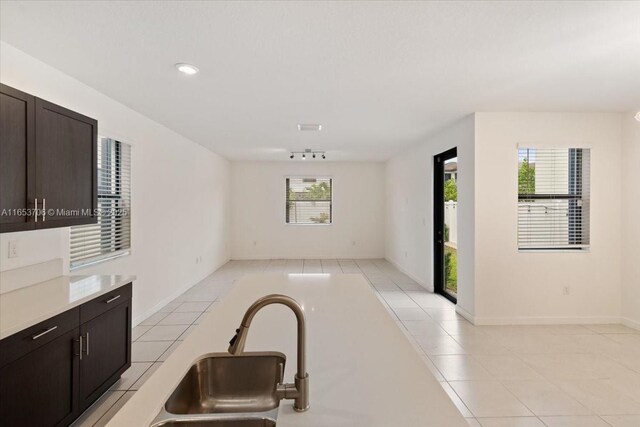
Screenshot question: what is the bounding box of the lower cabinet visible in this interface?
[0,328,80,427]
[0,283,132,427]
[79,297,132,410]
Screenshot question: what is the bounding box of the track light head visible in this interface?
[288,151,324,159]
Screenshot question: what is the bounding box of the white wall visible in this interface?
[474,112,622,324]
[621,112,640,328]
[0,43,231,324]
[385,115,476,319]
[230,161,385,259]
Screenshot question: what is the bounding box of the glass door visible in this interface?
[434,148,458,303]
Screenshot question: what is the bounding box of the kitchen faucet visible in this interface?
[228,294,310,412]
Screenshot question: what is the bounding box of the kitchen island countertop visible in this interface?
[108,273,468,427]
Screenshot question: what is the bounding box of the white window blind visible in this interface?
[70,138,131,268]
[286,177,332,224]
[518,148,590,250]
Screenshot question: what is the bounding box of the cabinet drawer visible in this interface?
[80,283,132,324]
[0,307,79,368]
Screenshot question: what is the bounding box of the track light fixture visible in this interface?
[289,149,326,160]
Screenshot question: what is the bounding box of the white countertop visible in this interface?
[0,274,135,339]
[108,274,468,427]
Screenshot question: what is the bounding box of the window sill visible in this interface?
[284,223,333,226]
[518,248,590,254]
[70,250,131,271]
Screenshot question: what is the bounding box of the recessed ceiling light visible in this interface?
[635,111,640,122]
[298,124,322,131]
[175,63,199,75]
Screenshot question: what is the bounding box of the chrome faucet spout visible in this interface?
[228,294,309,412]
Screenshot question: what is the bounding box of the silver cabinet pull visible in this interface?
[34,198,38,223]
[78,335,83,360]
[42,198,46,221]
[105,294,121,304]
[85,332,90,356]
[32,325,57,340]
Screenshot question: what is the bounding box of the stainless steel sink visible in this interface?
[152,293,310,427]
[153,418,276,427]
[151,352,285,426]
[165,352,285,414]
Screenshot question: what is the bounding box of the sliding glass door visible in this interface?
[434,148,458,303]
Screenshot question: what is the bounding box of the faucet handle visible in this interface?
[229,328,240,347]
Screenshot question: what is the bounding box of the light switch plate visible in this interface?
[8,241,18,258]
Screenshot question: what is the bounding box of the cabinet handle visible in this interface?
[34,198,38,223]
[31,325,57,340]
[42,198,46,222]
[85,332,90,356]
[105,295,121,304]
[77,335,83,360]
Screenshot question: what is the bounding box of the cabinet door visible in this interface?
[0,84,35,233]
[0,328,80,427]
[79,298,131,410]
[35,97,97,228]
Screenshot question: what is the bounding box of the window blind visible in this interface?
[70,138,131,268]
[518,148,590,250]
[286,177,332,224]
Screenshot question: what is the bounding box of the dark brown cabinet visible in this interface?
[0,84,36,233]
[79,296,131,411]
[0,283,132,427]
[0,328,80,427]
[0,83,97,233]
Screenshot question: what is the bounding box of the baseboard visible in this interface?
[384,257,431,291]
[229,255,386,261]
[132,257,230,327]
[471,315,622,326]
[622,317,640,331]
[455,305,475,323]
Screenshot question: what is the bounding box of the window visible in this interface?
[518,148,590,250]
[286,177,332,224]
[70,138,131,268]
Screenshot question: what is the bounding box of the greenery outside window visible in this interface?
[518,148,590,250]
[286,177,332,224]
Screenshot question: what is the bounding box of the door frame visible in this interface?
[434,147,457,304]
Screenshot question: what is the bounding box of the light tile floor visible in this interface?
[72,259,640,427]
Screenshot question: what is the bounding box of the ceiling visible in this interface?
[1,1,639,161]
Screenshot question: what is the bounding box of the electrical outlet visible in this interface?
[562,286,570,295]
[8,241,18,258]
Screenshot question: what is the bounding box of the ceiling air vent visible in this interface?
[297,124,322,131]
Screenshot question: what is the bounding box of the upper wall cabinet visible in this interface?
[0,84,35,232]
[0,83,97,233]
